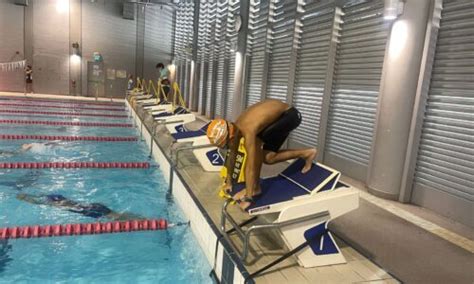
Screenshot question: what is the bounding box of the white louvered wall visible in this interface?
[198,1,209,114]
[265,0,297,102]
[245,0,270,107]
[214,0,229,118]
[224,0,240,119]
[206,1,217,117]
[325,0,389,167]
[290,1,336,148]
[413,0,474,205]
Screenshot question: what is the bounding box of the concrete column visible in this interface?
[316,7,343,162]
[209,60,218,118]
[259,1,273,102]
[222,58,229,118]
[190,1,200,111]
[23,1,34,72]
[135,5,145,80]
[367,0,433,200]
[69,0,82,96]
[285,2,302,106]
[200,61,208,115]
[230,0,250,121]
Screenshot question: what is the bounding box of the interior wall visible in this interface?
[0,1,25,92]
[33,0,70,95]
[0,0,173,97]
[143,5,173,81]
[81,0,136,97]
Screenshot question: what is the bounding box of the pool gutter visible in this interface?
[125,100,253,284]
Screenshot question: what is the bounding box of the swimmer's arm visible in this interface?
[43,140,62,146]
[16,193,44,205]
[107,212,145,221]
[223,133,241,187]
[243,134,262,196]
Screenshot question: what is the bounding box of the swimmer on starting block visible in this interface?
[206,99,317,210]
[17,193,145,221]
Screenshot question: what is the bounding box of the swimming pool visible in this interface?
[0,97,212,282]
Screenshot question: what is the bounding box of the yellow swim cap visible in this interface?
[207,119,230,147]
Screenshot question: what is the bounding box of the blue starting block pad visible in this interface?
[230,159,342,214]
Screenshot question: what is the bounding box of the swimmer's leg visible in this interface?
[263,148,317,174]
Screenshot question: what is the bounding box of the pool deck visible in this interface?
[127,99,398,284]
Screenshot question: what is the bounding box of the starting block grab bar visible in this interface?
[221,199,330,262]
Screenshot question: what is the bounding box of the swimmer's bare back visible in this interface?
[235,99,290,135]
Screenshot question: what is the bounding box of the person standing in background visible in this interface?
[156,62,170,101]
[25,65,33,95]
[127,74,135,91]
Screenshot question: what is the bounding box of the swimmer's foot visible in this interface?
[302,148,317,174]
[232,189,262,211]
[236,196,255,211]
[232,188,247,202]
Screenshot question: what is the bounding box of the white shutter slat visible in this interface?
[414,0,474,201]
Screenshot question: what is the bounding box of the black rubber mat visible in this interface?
[330,199,474,284]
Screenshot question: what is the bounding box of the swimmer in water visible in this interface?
[20,140,62,152]
[0,239,13,273]
[17,193,144,221]
[0,170,41,191]
[0,140,62,157]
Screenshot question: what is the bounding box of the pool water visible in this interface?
[0,99,212,283]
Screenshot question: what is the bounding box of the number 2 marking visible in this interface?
[211,153,221,165]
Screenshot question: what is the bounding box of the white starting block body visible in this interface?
[224,159,359,268]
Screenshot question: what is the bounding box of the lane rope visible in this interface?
[0,97,124,107]
[0,134,137,141]
[0,219,172,239]
[0,120,132,128]
[0,109,128,118]
[0,103,124,112]
[0,162,150,169]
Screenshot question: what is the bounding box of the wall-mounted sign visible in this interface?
[107,68,116,80]
[116,69,127,78]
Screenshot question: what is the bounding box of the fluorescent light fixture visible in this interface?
[56,0,69,13]
[70,54,81,64]
[388,20,408,59]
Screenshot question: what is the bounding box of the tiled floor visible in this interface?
[340,176,474,253]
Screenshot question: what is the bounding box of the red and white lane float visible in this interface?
[0,162,150,169]
[0,97,124,107]
[0,219,172,239]
[0,134,137,142]
[0,120,132,128]
[0,103,124,112]
[0,109,128,118]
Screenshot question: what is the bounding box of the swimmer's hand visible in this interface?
[16,193,27,200]
[20,144,33,152]
[218,183,235,202]
[16,193,43,204]
[222,183,232,193]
